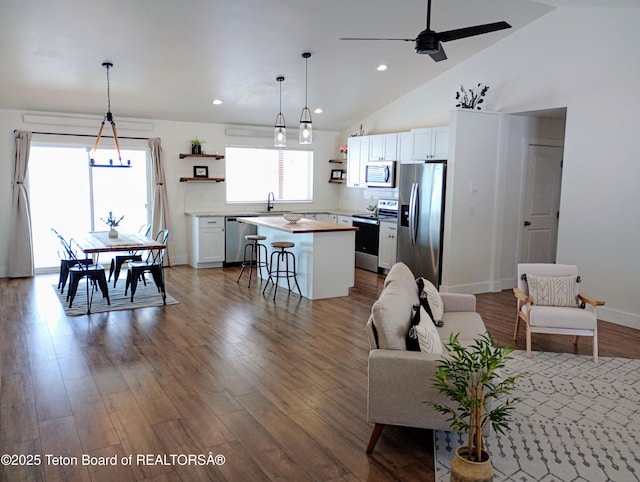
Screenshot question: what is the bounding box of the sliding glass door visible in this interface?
[29,144,149,272]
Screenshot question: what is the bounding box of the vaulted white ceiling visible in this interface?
[0,0,633,131]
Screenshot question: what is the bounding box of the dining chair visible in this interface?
[51,228,91,294]
[108,223,151,288]
[64,238,111,309]
[124,229,169,303]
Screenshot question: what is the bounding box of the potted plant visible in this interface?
[191,137,203,155]
[432,332,521,481]
[101,211,124,238]
[455,83,489,110]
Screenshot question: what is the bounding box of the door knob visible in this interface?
[524,221,531,226]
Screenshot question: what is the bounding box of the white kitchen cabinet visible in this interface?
[368,133,398,161]
[410,126,449,162]
[189,216,225,268]
[378,220,398,270]
[346,136,368,187]
[398,131,413,163]
[337,215,352,226]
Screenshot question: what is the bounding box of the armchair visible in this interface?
[513,263,605,363]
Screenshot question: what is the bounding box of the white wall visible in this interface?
[0,110,341,271]
[339,7,640,328]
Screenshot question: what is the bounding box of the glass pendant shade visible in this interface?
[274,113,286,147]
[299,107,312,144]
[274,76,286,147]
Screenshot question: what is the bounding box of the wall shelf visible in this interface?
[179,153,225,159]
[329,179,345,184]
[329,159,346,163]
[179,177,225,182]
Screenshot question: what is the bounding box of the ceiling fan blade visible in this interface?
[428,46,447,62]
[437,21,511,43]
[340,37,416,42]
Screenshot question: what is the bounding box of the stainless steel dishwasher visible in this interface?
[224,216,257,265]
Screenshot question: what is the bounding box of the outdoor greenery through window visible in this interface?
[225,146,313,203]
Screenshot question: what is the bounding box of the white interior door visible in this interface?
[520,144,563,264]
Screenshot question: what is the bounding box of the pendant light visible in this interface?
[274,76,286,147]
[299,52,312,144]
[90,61,130,168]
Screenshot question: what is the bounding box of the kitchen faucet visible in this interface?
[267,192,275,212]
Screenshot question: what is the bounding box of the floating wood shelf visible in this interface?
[179,177,225,182]
[329,179,345,184]
[329,159,346,163]
[179,153,225,159]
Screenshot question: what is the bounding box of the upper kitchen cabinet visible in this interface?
[368,133,398,161]
[407,126,449,162]
[346,136,369,187]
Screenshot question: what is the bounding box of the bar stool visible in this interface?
[263,241,302,300]
[237,234,269,287]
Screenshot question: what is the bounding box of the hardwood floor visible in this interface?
[1,266,638,481]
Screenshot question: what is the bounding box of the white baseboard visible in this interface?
[598,307,640,330]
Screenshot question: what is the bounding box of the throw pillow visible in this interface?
[526,274,579,307]
[406,304,421,351]
[415,306,443,354]
[418,277,444,324]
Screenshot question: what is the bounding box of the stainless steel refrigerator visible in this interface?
[397,161,446,287]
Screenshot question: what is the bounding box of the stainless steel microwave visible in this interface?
[365,161,396,187]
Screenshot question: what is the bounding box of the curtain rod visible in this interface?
[14,130,149,141]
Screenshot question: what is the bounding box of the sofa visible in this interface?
[364,262,488,453]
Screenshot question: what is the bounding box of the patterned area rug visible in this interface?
[52,282,179,316]
[435,350,640,482]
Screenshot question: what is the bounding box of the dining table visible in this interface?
[73,231,167,313]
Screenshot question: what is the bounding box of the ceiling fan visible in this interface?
[340,0,511,62]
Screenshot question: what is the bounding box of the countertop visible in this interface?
[237,216,358,234]
[185,209,357,218]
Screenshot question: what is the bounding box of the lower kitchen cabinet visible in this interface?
[337,215,352,226]
[189,216,225,268]
[315,213,337,222]
[378,220,397,271]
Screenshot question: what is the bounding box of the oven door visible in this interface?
[352,217,380,272]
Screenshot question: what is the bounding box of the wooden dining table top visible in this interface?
[75,231,166,254]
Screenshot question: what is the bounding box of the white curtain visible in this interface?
[8,131,34,278]
[148,137,171,265]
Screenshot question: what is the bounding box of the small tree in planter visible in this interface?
[432,332,521,475]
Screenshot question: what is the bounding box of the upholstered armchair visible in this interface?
[513,263,605,363]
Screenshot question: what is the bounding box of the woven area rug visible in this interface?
[53,282,179,316]
[435,350,640,482]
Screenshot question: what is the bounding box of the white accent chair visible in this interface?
[513,263,605,363]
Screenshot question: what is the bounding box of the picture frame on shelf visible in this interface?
[193,165,208,178]
[331,169,343,180]
[341,170,347,180]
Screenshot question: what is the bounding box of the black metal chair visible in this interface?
[108,223,151,287]
[124,229,169,303]
[64,238,110,310]
[51,228,91,294]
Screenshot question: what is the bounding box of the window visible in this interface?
[28,143,149,271]
[225,146,313,203]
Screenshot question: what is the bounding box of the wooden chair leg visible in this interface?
[513,312,521,340]
[526,324,532,359]
[573,335,579,346]
[366,423,385,454]
[593,329,598,364]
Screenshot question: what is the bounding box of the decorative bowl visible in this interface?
[283,213,302,224]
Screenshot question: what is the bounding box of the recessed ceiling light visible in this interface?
[377,64,388,71]
[212,99,223,105]
[314,107,323,114]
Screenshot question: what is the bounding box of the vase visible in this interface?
[108,228,118,239]
[192,144,202,155]
[342,152,347,159]
[450,446,493,482]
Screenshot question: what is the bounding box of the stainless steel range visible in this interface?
[352,199,398,273]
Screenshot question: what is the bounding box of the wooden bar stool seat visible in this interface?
[237,234,269,287]
[263,241,302,300]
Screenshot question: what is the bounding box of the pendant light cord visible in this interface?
[106,64,112,113]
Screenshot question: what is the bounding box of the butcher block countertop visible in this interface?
[237,216,358,234]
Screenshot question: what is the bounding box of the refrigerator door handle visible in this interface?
[409,182,419,245]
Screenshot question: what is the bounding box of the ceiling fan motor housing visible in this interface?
[415,29,439,54]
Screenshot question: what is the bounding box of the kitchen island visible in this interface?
[237,216,358,300]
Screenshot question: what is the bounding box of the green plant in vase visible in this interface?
[432,332,521,480]
[191,137,204,154]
